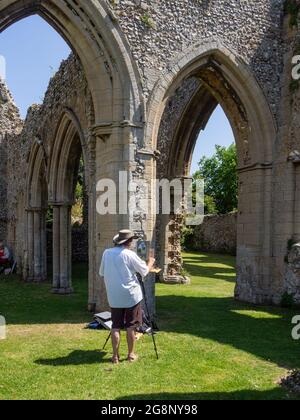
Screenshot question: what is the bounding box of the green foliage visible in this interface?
[285,0,300,27]
[141,14,156,29]
[72,157,85,226]
[194,144,238,215]
[204,195,217,215]
[180,267,189,279]
[75,180,83,202]
[76,157,84,200]
[181,227,195,251]
[46,206,53,228]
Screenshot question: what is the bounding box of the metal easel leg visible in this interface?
[102,332,111,351]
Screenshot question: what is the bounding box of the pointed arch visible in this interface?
[0,0,144,123]
[26,142,47,209]
[147,40,276,168]
[48,109,87,204]
[149,40,276,303]
[25,141,48,282]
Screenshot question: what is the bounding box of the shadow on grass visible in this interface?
[183,262,236,282]
[0,263,91,325]
[2,257,299,372]
[183,253,236,282]
[35,350,108,366]
[184,253,236,267]
[157,294,300,371]
[116,389,293,401]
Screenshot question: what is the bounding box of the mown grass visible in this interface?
[0,253,299,400]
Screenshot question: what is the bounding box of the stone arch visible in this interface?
[148,41,277,304]
[25,142,48,282]
[47,110,88,294]
[0,0,144,123]
[1,0,147,310]
[165,83,218,178]
[27,143,47,209]
[49,109,87,204]
[147,41,275,164]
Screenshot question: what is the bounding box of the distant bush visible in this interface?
[181,227,195,251]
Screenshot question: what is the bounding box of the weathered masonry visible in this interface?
[1,0,300,309]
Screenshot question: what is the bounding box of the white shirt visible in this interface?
[99,246,149,308]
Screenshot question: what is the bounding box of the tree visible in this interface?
[194,144,238,215]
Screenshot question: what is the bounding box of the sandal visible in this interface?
[111,356,119,364]
[127,354,139,363]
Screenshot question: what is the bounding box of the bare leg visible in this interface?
[127,327,138,361]
[111,329,120,363]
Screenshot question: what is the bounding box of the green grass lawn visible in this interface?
[0,252,299,400]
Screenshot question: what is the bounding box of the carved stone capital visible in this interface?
[92,120,144,143]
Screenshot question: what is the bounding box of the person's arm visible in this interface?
[130,252,155,278]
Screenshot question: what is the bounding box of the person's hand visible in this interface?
[148,257,156,269]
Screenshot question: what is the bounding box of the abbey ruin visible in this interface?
[1,0,300,310]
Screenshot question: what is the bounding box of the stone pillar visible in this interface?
[156,176,190,285]
[52,206,60,290]
[93,122,157,312]
[286,160,296,241]
[52,204,73,294]
[294,164,300,242]
[26,208,47,282]
[33,210,42,281]
[59,205,72,292]
[41,209,47,281]
[161,214,190,284]
[286,153,300,242]
[235,165,273,304]
[88,168,97,311]
[26,209,34,281]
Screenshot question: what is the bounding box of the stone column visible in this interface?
[286,160,296,242]
[156,177,190,285]
[294,164,300,242]
[26,208,47,282]
[33,210,42,281]
[52,205,60,290]
[286,153,300,242]
[41,209,47,281]
[52,204,73,294]
[26,209,34,281]
[92,122,158,313]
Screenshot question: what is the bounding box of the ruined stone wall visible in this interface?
[271,8,300,304]
[106,0,287,298]
[108,0,284,118]
[5,54,93,271]
[188,213,237,256]
[47,227,89,263]
[1,0,298,308]
[0,79,22,241]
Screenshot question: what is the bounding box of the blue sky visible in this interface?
[0,15,234,173]
[0,15,71,117]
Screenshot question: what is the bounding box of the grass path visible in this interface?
[0,253,299,400]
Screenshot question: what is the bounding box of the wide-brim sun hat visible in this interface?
[113,229,138,245]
